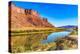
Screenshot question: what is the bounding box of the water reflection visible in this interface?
[11,33,51,53]
[10,31,77,53]
[42,31,71,44]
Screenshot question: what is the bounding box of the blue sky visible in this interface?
[11,1,78,27]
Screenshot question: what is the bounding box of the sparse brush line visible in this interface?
[10,30,55,33]
[10,31,53,36]
[10,28,67,33]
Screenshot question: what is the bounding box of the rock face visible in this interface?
[9,2,54,29]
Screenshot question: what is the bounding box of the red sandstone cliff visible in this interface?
[9,2,54,29]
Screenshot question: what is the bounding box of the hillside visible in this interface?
[9,2,54,31]
[58,25,77,29]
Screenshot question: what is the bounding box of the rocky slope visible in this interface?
[9,2,54,30]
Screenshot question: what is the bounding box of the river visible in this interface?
[41,31,71,44]
[10,31,72,52]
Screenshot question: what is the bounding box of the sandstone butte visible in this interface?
[9,2,55,31]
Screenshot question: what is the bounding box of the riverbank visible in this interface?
[40,35,78,51]
[10,27,67,36]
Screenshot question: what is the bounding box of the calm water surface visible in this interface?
[41,31,71,43]
[11,31,71,52]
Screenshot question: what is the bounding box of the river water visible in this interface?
[41,31,71,44]
[10,31,71,52]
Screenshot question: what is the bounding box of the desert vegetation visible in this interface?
[9,27,78,53]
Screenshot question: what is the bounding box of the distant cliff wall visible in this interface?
[9,2,54,29]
